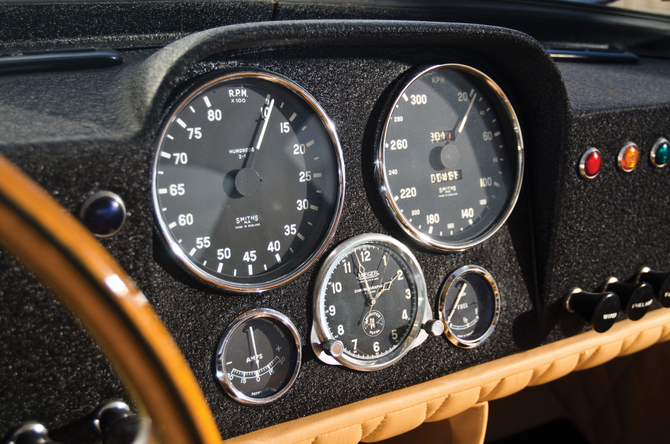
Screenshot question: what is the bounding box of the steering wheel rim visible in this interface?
[0,154,222,444]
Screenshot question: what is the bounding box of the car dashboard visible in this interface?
[1,1,670,443]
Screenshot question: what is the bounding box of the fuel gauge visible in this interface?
[438,265,500,348]
[215,309,301,404]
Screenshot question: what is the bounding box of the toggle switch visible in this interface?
[565,287,620,333]
[636,267,670,307]
[600,277,653,321]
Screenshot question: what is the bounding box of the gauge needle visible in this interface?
[456,93,477,135]
[372,271,400,301]
[354,252,374,301]
[247,326,261,369]
[246,98,274,170]
[367,270,400,316]
[256,98,274,152]
[447,282,468,324]
[245,95,275,169]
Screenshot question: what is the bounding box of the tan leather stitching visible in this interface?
[226,308,670,444]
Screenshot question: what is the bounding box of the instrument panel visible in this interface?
[12,16,669,441]
[151,61,527,402]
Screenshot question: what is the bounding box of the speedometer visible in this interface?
[376,64,523,251]
[153,71,345,292]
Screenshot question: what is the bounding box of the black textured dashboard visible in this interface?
[1,1,670,442]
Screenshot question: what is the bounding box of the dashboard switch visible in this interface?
[565,287,620,333]
[636,267,670,307]
[600,277,653,321]
[5,423,63,444]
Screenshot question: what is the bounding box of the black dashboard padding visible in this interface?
[1,17,668,443]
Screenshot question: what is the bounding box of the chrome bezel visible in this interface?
[617,142,639,173]
[79,191,127,238]
[215,308,302,405]
[650,138,669,168]
[375,64,524,252]
[579,147,602,179]
[152,71,345,293]
[438,265,501,349]
[311,234,429,371]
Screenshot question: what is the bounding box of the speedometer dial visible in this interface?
[153,71,345,292]
[377,64,523,251]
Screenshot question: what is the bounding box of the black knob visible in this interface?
[636,267,670,307]
[93,401,144,444]
[565,287,620,333]
[6,423,63,444]
[601,277,654,321]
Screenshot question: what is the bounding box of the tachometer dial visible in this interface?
[311,234,433,371]
[377,64,523,251]
[153,71,345,292]
[438,265,500,348]
[215,309,301,404]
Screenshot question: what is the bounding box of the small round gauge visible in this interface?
[153,71,345,292]
[215,309,301,405]
[312,234,429,371]
[438,265,500,348]
[376,64,523,251]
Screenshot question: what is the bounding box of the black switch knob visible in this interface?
[636,267,670,307]
[6,423,63,444]
[565,287,620,333]
[93,401,144,444]
[601,277,654,321]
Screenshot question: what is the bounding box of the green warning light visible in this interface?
[651,139,670,168]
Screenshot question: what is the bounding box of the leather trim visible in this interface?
[226,308,670,444]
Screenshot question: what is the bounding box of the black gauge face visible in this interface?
[377,64,523,251]
[313,234,427,371]
[153,72,344,292]
[215,309,301,404]
[438,266,500,348]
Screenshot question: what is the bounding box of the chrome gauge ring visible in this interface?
[153,71,345,292]
[377,64,524,251]
[311,234,431,371]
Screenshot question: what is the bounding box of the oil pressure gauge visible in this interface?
[438,265,500,348]
[377,64,523,251]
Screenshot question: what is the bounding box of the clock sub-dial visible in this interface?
[312,234,437,371]
[438,265,501,348]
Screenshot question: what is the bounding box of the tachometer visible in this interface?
[153,71,345,292]
[376,64,523,251]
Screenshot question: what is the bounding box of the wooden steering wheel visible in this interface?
[0,154,222,444]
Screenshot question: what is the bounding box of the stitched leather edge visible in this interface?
[225,309,670,444]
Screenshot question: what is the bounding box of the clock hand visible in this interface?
[354,251,374,301]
